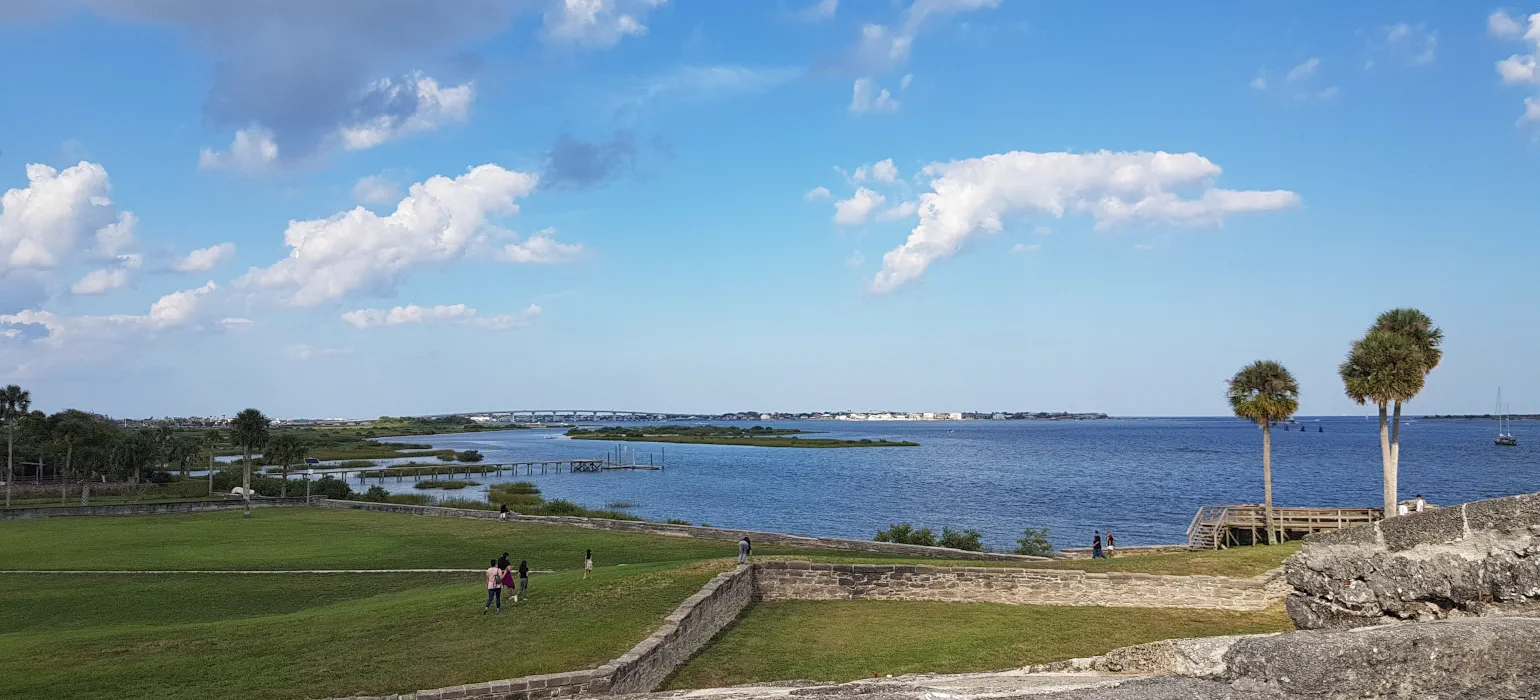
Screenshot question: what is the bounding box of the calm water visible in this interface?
[375,418,1539,550]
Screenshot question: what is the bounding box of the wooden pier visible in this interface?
[1187,505,1382,549]
[297,460,608,484]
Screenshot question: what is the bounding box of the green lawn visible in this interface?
[666,600,1292,689]
[0,563,723,700]
[1021,542,1301,578]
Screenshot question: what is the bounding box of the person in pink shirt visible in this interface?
[484,559,503,613]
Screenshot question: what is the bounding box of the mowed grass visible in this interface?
[0,507,849,571]
[0,563,726,700]
[1021,542,1302,578]
[667,600,1292,689]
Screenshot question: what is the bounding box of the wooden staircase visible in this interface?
[1187,505,1232,549]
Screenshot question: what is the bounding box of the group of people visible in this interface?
[483,549,595,612]
[1397,494,1428,516]
[1091,530,1116,558]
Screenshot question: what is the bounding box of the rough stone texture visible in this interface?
[1028,635,1254,677]
[0,497,308,519]
[318,499,1052,562]
[1285,491,1540,629]
[754,561,1286,611]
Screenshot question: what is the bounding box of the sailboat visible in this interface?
[1497,388,1518,447]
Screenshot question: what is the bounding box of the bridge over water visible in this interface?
[421,409,694,422]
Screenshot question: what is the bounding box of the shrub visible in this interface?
[455,450,484,463]
[386,493,432,505]
[938,527,984,552]
[309,476,354,500]
[875,523,935,547]
[363,486,391,503]
[436,452,456,462]
[414,480,480,490]
[1014,527,1054,557]
[666,519,693,525]
[338,460,376,469]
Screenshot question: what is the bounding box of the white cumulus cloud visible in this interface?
[172,242,236,273]
[199,126,280,173]
[1492,11,1540,123]
[0,281,220,376]
[235,164,551,306]
[798,0,838,21]
[870,158,899,183]
[342,303,541,330]
[337,73,474,151]
[1490,10,1526,38]
[834,187,886,225]
[496,232,585,264]
[868,150,1300,294]
[71,254,143,295]
[543,0,665,47]
[850,77,900,114]
[804,186,832,201]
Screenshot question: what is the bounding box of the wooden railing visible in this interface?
[1188,505,1382,549]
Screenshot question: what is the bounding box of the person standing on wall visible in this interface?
[1091,530,1105,559]
[1414,495,1426,513]
[738,536,752,565]
[484,559,503,613]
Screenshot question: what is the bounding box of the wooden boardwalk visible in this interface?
[1187,505,1382,548]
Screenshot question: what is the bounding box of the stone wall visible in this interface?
[0,497,308,520]
[1285,491,1540,630]
[349,566,756,700]
[754,561,1285,611]
[318,499,1051,562]
[1059,544,1197,559]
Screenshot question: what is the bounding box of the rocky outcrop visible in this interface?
[635,617,1540,700]
[1284,492,1540,629]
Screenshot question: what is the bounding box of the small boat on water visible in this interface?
[1496,388,1518,447]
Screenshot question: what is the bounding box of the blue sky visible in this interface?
[1,1,1538,419]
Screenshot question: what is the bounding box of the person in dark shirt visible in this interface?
[1092,530,1105,559]
[497,552,510,570]
[514,560,530,602]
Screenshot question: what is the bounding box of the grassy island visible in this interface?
[565,425,918,448]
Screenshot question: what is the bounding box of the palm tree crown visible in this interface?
[1340,329,1426,407]
[1227,361,1300,425]
[230,409,270,453]
[1372,308,1443,374]
[1,385,31,423]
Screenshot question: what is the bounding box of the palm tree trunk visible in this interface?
[242,448,252,518]
[62,444,71,505]
[208,449,215,497]
[1389,400,1403,494]
[81,471,91,506]
[280,465,288,498]
[5,429,12,509]
[1262,420,1276,545]
[1379,403,1395,519]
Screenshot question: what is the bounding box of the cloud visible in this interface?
[1009,243,1041,254]
[71,254,142,295]
[1490,10,1525,38]
[198,126,279,173]
[834,187,886,225]
[798,0,838,22]
[495,231,586,264]
[838,0,1000,74]
[219,317,254,330]
[1491,11,1540,122]
[341,303,540,330]
[235,164,546,306]
[542,130,637,189]
[0,281,219,376]
[542,0,665,47]
[336,73,474,151]
[620,65,799,113]
[1,161,138,309]
[172,242,236,272]
[868,150,1300,294]
[352,174,403,205]
[1287,58,1320,83]
[850,77,900,113]
[846,249,865,267]
[1370,23,1437,67]
[804,186,832,201]
[870,158,899,183]
[286,344,353,361]
[876,200,919,221]
[900,73,913,91]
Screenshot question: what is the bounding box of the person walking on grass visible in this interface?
[498,552,510,570]
[1091,530,1105,559]
[738,536,751,565]
[1105,531,1116,558]
[499,503,510,521]
[484,559,503,613]
[583,549,593,580]
[513,560,530,602]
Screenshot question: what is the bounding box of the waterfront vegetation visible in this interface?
[666,600,1291,689]
[567,425,917,448]
[874,523,984,551]
[413,479,480,490]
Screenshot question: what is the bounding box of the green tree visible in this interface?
[1341,327,1429,519]
[1370,309,1443,504]
[1015,527,1054,556]
[263,432,306,498]
[230,409,271,518]
[204,429,223,496]
[48,410,100,505]
[1227,360,1300,545]
[937,527,983,552]
[120,430,161,500]
[2,384,32,508]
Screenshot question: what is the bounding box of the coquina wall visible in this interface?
[754,561,1286,611]
[1286,491,1540,630]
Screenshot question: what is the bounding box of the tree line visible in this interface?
[1228,307,1443,544]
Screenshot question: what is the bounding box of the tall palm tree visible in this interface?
[229,409,270,518]
[204,429,223,497]
[50,410,97,505]
[264,432,305,499]
[1227,361,1300,545]
[1340,329,1427,519]
[1370,309,1443,484]
[2,384,32,508]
